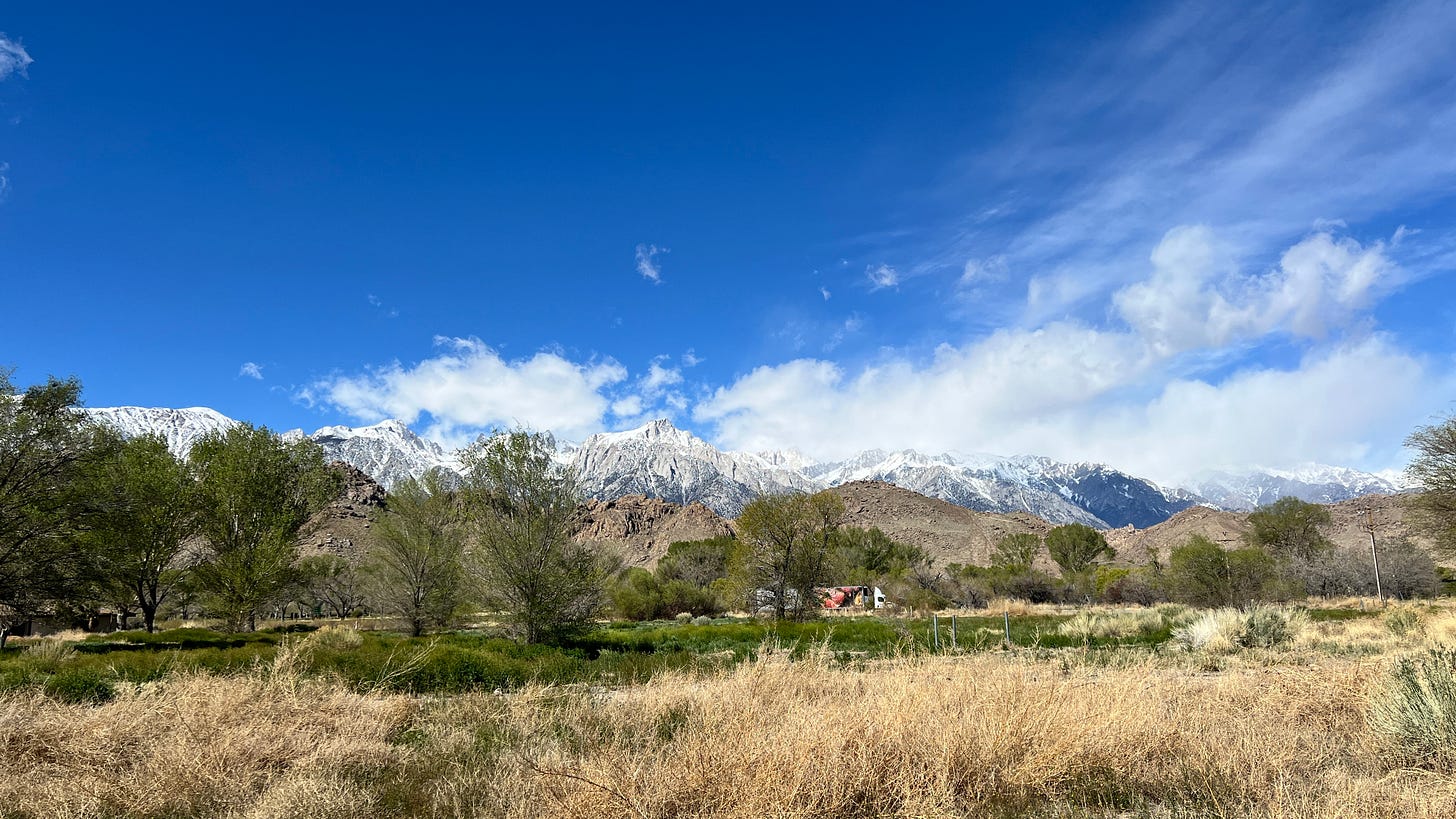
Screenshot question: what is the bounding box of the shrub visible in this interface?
[1385,604,1426,638]
[43,668,116,704]
[1244,605,1308,649]
[306,625,365,651]
[1173,606,1306,653]
[1368,648,1456,770]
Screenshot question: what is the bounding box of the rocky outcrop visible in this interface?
[571,494,734,567]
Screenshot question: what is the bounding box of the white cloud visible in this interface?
[641,360,682,394]
[922,0,1456,320]
[0,162,8,203]
[695,333,1434,485]
[635,243,668,284]
[682,349,702,367]
[694,229,1442,483]
[866,264,899,289]
[239,362,264,380]
[311,337,627,446]
[1114,227,1395,356]
[0,34,32,81]
[611,396,644,418]
[820,286,832,301]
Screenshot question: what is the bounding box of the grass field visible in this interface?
[4,601,1455,818]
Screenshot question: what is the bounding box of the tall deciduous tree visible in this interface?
[86,433,200,632]
[462,430,600,644]
[737,490,846,620]
[1045,523,1115,577]
[365,470,469,636]
[1244,496,1333,560]
[1407,416,1456,557]
[0,372,111,645]
[188,424,341,631]
[990,532,1042,574]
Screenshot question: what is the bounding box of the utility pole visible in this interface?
[1361,507,1384,605]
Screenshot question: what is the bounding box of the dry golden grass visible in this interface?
[0,647,412,819]
[8,630,1456,817]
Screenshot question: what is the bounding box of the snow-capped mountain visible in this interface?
[568,419,817,516]
[1189,466,1413,511]
[804,450,1195,528]
[302,419,459,489]
[87,406,237,454]
[87,406,1410,527]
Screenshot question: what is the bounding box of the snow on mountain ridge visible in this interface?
[84,408,1409,525]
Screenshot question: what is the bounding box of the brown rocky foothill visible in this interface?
[571,494,735,567]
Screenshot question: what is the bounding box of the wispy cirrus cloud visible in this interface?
[905,0,1456,322]
[866,264,899,290]
[0,33,31,82]
[635,243,668,284]
[239,362,264,380]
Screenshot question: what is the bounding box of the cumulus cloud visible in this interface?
[0,34,31,81]
[694,229,1437,483]
[239,362,264,380]
[1114,226,1395,356]
[866,264,899,289]
[310,337,627,446]
[635,243,668,284]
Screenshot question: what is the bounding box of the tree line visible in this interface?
[6,369,1456,645]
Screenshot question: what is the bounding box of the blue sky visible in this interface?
[2,1,1454,484]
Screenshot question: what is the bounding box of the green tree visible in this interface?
[86,433,200,632]
[1164,534,1282,606]
[364,471,470,636]
[298,555,368,619]
[1045,523,1115,577]
[655,536,736,588]
[1406,416,1456,557]
[1163,535,1231,607]
[461,430,601,644]
[1245,496,1333,560]
[832,526,928,580]
[188,424,341,631]
[0,373,112,646]
[990,532,1041,574]
[736,490,846,620]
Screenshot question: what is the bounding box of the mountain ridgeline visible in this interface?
[89,408,1412,528]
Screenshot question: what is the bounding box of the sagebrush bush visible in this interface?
[1386,604,1426,638]
[1173,606,1306,653]
[1243,605,1308,649]
[1369,648,1456,771]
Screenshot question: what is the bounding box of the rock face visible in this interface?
[571,494,734,567]
[298,462,388,561]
